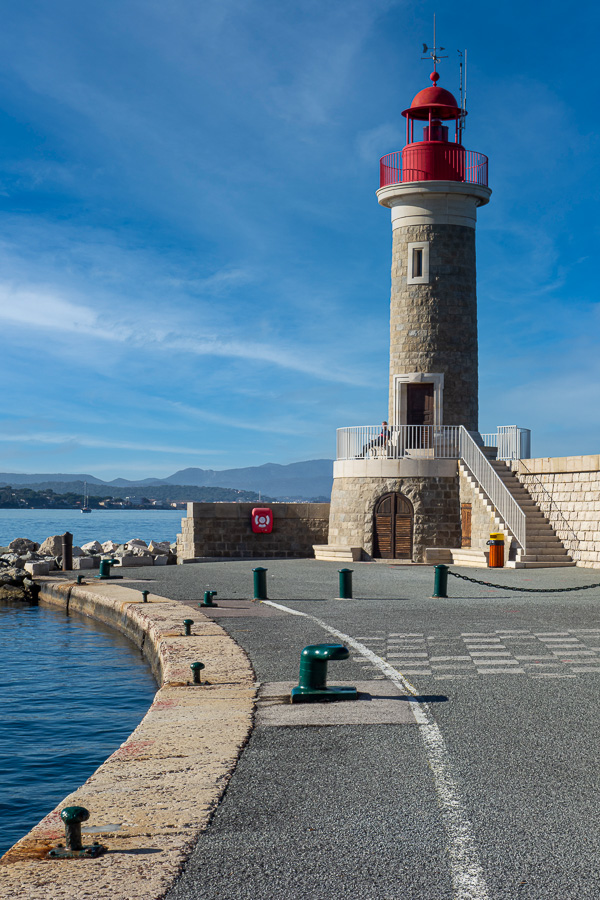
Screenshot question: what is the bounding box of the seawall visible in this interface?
[512,455,600,569]
[0,578,255,899]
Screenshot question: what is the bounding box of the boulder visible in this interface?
[82,541,102,554]
[0,554,24,569]
[0,566,26,585]
[126,539,148,550]
[153,554,169,566]
[23,561,50,576]
[38,535,64,557]
[129,546,154,558]
[148,540,171,555]
[72,546,84,557]
[9,538,40,553]
[113,555,154,567]
[73,557,95,570]
[102,540,119,553]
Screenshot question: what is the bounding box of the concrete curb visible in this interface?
[0,578,255,899]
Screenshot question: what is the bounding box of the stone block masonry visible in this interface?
[328,474,461,562]
[177,502,330,561]
[390,223,478,430]
[512,455,600,569]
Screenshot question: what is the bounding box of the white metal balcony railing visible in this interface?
[460,428,527,551]
[337,425,531,463]
[336,425,461,461]
[479,425,531,461]
[336,424,531,550]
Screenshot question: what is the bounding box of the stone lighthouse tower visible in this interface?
[378,69,490,433]
[317,60,492,562]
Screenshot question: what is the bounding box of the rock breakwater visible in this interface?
[0,536,177,595]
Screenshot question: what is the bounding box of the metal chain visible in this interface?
[447,570,600,593]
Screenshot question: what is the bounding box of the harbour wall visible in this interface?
[0,578,255,899]
[177,501,330,561]
[512,455,600,569]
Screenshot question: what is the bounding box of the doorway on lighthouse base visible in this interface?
[373,492,413,559]
[406,382,434,449]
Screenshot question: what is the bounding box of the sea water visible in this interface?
[0,508,184,547]
[0,601,157,856]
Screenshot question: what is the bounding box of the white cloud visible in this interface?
[0,431,220,455]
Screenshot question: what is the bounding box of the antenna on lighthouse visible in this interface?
[458,49,467,141]
[421,14,448,72]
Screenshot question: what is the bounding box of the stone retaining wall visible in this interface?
[328,474,461,561]
[512,455,600,569]
[0,579,255,900]
[177,502,330,560]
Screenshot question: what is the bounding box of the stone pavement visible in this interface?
[122,560,600,899]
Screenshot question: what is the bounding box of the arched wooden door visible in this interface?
[373,492,413,559]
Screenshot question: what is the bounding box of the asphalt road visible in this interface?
[122,560,600,899]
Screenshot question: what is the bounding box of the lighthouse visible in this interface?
[313,50,569,569]
[317,55,494,563]
[377,69,490,433]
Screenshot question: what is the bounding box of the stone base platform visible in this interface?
[313,545,365,562]
[425,547,577,570]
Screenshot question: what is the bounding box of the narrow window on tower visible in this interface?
[407,241,429,285]
[412,248,423,278]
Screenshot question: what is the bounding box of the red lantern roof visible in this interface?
[402,73,463,121]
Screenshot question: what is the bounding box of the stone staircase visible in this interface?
[486,457,574,568]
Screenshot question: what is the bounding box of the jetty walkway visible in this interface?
[4,558,600,898]
[137,559,600,899]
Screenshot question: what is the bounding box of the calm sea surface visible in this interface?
[0,600,157,856]
[0,508,184,547]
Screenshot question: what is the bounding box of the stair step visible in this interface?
[313,545,363,562]
[506,561,577,569]
[517,554,572,562]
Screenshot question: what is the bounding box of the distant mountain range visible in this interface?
[0,459,334,501]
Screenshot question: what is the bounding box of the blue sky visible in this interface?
[0,0,597,478]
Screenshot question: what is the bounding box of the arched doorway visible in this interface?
[373,492,413,559]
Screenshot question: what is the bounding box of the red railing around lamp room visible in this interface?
[379,148,488,188]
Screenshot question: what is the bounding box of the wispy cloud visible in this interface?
[0,432,221,455]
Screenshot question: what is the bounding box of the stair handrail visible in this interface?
[516,460,580,560]
[460,428,527,551]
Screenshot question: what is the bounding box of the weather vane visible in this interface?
[421,14,447,74]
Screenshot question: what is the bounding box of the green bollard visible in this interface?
[95,558,115,579]
[253,567,268,601]
[432,564,449,599]
[338,568,353,599]
[200,590,218,608]
[76,575,84,585]
[183,619,194,636]
[94,558,122,581]
[60,806,89,851]
[48,806,107,859]
[290,643,358,704]
[190,661,205,684]
[141,590,149,603]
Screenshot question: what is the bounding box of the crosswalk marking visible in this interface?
[349,628,600,679]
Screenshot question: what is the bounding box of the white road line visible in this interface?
[262,600,491,900]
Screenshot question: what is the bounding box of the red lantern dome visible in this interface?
[402,85,462,121]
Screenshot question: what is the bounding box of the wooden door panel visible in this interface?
[394,515,412,558]
[374,493,413,560]
[375,516,393,558]
[461,503,472,548]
